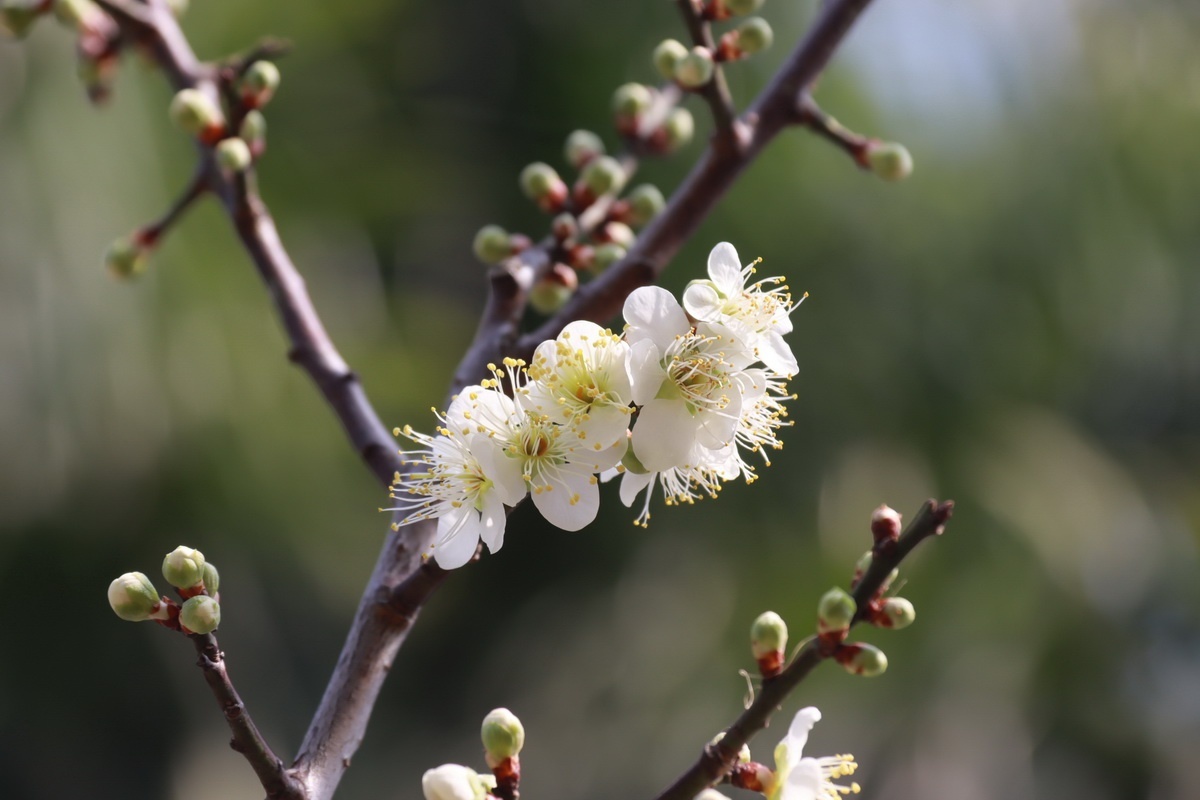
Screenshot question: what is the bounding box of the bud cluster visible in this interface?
[391,241,800,569]
[167,59,282,156]
[651,0,775,96]
[107,546,222,635]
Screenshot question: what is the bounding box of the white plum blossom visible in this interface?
[624,286,758,472]
[421,764,496,800]
[525,320,634,451]
[683,241,802,377]
[387,392,526,570]
[769,708,859,800]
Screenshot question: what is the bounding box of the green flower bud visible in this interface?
[52,0,97,28]
[201,562,220,595]
[599,220,635,249]
[880,597,915,630]
[241,60,281,107]
[529,264,577,314]
[1,0,46,38]
[473,224,512,265]
[104,235,149,280]
[750,610,788,659]
[866,141,913,182]
[239,109,267,153]
[519,162,565,203]
[564,129,605,169]
[653,39,688,81]
[422,765,494,800]
[674,47,714,89]
[838,642,888,677]
[481,707,525,763]
[612,82,653,119]
[179,595,220,634]
[107,572,161,622]
[736,17,773,54]
[725,0,765,16]
[592,243,626,274]
[663,107,695,151]
[215,137,252,172]
[164,0,188,17]
[817,587,856,634]
[162,545,206,589]
[710,731,751,764]
[580,155,626,196]
[169,88,225,140]
[625,184,665,227]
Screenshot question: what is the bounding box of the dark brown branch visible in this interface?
[651,500,954,800]
[675,0,742,151]
[190,632,306,800]
[516,0,877,354]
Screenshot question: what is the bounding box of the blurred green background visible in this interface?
[2,0,1199,798]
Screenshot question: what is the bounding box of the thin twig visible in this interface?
[796,93,871,169]
[190,633,307,800]
[675,0,742,151]
[651,500,954,800]
[141,165,209,245]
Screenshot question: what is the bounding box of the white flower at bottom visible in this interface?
[421,764,495,800]
[769,708,859,800]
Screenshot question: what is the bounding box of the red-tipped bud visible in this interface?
[871,504,902,545]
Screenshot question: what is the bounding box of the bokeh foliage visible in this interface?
[1,0,1198,798]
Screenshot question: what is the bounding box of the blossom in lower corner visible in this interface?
[421,764,496,800]
[387,390,526,570]
[682,241,801,377]
[768,707,860,800]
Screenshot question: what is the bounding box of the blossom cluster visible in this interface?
[388,242,801,569]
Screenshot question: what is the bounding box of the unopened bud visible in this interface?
[179,595,220,634]
[612,82,653,120]
[836,642,888,677]
[240,60,280,108]
[169,88,225,142]
[162,545,206,589]
[870,504,902,544]
[879,597,915,630]
[239,110,267,155]
[519,162,567,212]
[473,224,512,265]
[481,708,525,764]
[215,137,252,172]
[663,107,695,151]
[201,562,220,595]
[2,0,48,38]
[107,572,162,622]
[422,765,494,800]
[675,47,714,89]
[597,220,635,249]
[817,587,856,636]
[164,0,188,17]
[750,611,788,659]
[653,39,688,80]
[865,141,913,182]
[624,184,665,227]
[711,731,751,764]
[104,235,149,280]
[580,155,626,196]
[551,213,578,241]
[78,53,118,104]
[53,0,100,29]
[592,243,626,274]
[529,264,577,314]
[564,129,605,169]
[725,0,765,14]
[735,17,773,54]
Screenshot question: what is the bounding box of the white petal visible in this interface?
[618,470,654,508]
[631,399,698,472]
[575,404,632,452]
[759,329,798,377]
[532,465,600,531]
[694,386,741,449]
[785,707,822,759]
[682,279,723,322]
[627,338,666,406]
[623,286,689,350]
[707,242,745,294]
[477,488,507,554]
[781,759,823,800]
[432,509,480,570]
[471,435,526,506]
